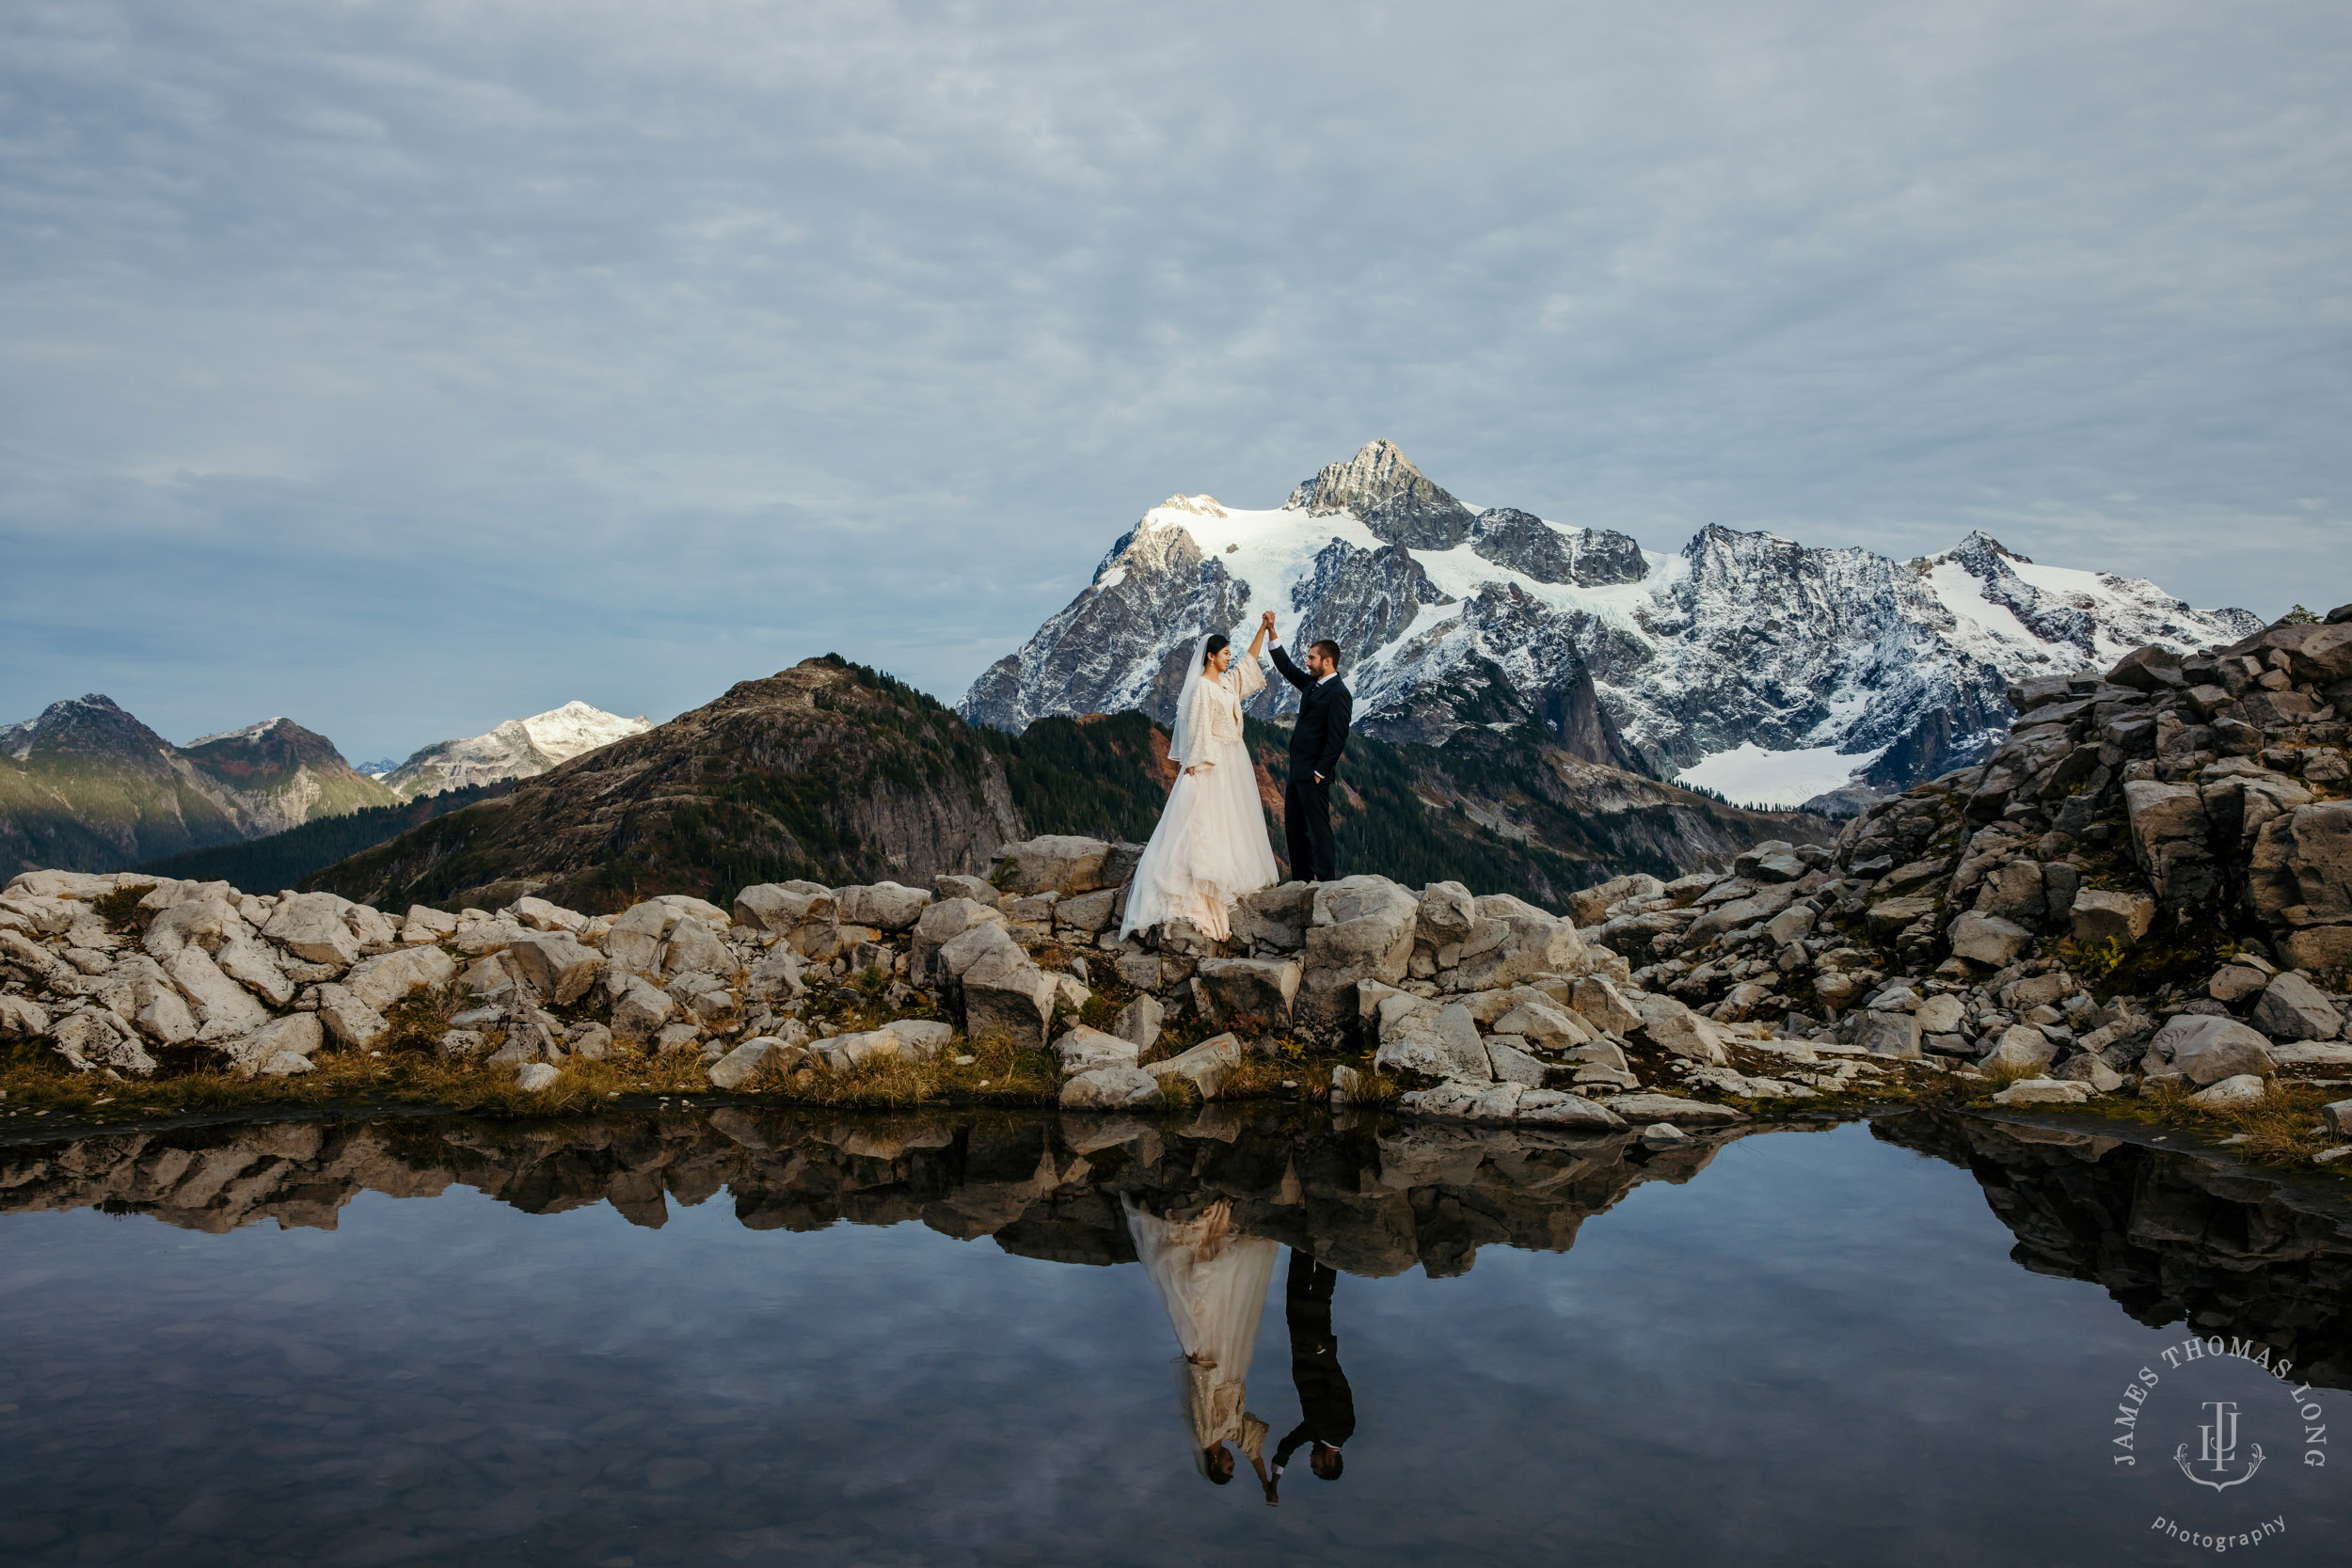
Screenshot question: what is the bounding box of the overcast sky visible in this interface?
[4,0,2345,762]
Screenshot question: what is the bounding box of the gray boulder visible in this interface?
[1193,956,1301,1026]
[610,978,675,1045]
[343,944,460,1013]
[838,881,934,932]
[0,994,50,1037]
[914,899,1011,984]
[1947,911,2031,967]
[1452,894,1587,991]
[660,918,735,980]
[960,949,1058,1049]
[1629,995,1728,1065]
[2148,1014,2276,1085]
[502,933,602,1006]
[1298,877,1421,1021]
[51,1007,156,1076]
[2071,888,2155,947]
[2124,780,2217,906]
[2252,971,2343,1040]
[1979,1024,2058,1074]
[2189,1073,2268,1108]
[165,947,271,1040]
[262,893,362,967]
[1485,1037,1549,1087]
[1855,1010,1923,1060]
[516,1062,561,1092]
[1053,1024,1140,1075]
[993,835,1113,897]
[1567,975,1644,1036]
[1059,1066,1163,1110]
[707,1037,795,1089]
[1113,994,1165,1053]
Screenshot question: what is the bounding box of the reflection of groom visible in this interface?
[1270,1250,1355,1495]
[1263,611,1353,884]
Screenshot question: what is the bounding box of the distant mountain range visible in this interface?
[0,695,650,879]
[0,698,394,878]
[308,657,1820,913]
[961,439,2263,809]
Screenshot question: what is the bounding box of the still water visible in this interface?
[2,1107,2346,1566]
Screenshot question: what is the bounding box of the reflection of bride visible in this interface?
[1122,1196,1280,1487]
[1119,627,1280,943]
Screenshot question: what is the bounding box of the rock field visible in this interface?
[5,604,2352,1155]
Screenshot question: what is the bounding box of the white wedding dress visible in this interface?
[1123,1196,1279,1474]
[1119,640,1281,942]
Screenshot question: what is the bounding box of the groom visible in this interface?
[1263,610,1352,884]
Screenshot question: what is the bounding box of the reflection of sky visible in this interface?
[0,1122,2342,1564]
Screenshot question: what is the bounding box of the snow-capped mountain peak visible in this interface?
[381,702,652,799]
[961,442,2261,811]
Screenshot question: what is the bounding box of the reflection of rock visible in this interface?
[1874,1111,2352,1389]
[0,1106,1744,1281]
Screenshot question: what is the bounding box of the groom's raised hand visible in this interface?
[1261,610,1277,635]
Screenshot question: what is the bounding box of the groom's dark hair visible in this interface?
[1311,639,1342,668]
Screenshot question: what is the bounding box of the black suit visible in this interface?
[1269,643,1352,883]
[1274,1251,1355,1473]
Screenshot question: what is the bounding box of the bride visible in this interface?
[1119,624,1282,942]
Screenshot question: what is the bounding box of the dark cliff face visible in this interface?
[308,658,1026,912]
[1470,509,1647,587]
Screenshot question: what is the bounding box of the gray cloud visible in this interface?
[3,0,2345,758]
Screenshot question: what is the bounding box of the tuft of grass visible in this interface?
[92,883,157,930]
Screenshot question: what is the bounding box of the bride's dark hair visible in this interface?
[1201,634,1231,665]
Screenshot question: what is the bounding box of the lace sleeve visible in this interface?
[1230,655,1266,702]
[1177,688,1216,768]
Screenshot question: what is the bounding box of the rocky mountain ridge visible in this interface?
[961,439,2262,808]
[295,657,1822,916]
[0,698,394,879]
